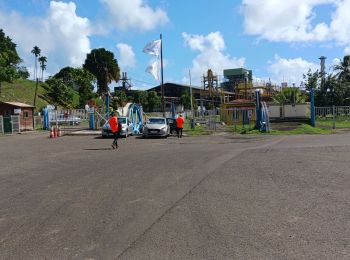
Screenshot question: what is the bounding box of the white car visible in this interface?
[142,117,170,138]
[102,117,133,138]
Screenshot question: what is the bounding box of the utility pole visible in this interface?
[189,69,194,129]
[160,34,165,117]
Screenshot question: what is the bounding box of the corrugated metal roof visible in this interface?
[0,101,35,108]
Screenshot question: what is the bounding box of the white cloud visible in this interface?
[329,0,350,45]
[241,0,350,52]
[0,1,91,74]
[27,66,50,81]
[100,0,169,31]
[182,32,245,84]
[116,43,136,70]
[345,46,350,55]
[268,55,319,85]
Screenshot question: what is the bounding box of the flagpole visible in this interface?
[160,33,165,117]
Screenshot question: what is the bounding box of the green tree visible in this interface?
[0,29,21,94]
[302,69,319,91]
[334,55,350,82]
[31,46,41,80]
[147,91,161,112]
[324,74,350,106]
[114,90,128,108]
[180,91,192,109]
[43,78,75,108]
[38,56,47,82]
[133,90,148,109]
[17,66,30,79]
[53,67,96,108]
[273,87,306,105]
[83,48,120,95]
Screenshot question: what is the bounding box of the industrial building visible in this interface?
[147,82,235,110]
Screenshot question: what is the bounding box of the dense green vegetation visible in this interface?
[273,87,307,104]
[0,79,49,110]
[0,29,23,95]
[83,48,120,95]
[303,55,350,106]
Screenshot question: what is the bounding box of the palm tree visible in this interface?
[273,87,306,105]
[334,55,350,82]
[83,48,120,95]
[31,46,41,80]
[38,56,47,82]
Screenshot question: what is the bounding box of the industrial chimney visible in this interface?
[319,56,327,81]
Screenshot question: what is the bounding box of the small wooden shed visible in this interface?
[0,101,35,132]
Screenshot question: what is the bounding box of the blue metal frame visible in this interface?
[127,103,143,134]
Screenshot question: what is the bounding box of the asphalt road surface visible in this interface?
[1,132,350,259]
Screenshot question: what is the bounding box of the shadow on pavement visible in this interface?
[83,148,114,151]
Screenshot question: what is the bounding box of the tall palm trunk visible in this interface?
[33,57,36,80]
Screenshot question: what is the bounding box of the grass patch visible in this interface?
[228,123,333,135]
[275,124,333,135]
[228,123,256,134]
[0,79,49,111]
[316,120,350,129]
[183,121,209,136]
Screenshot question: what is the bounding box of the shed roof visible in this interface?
[0,101,35,108]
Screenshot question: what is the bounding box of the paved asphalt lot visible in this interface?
[0,132,350,259]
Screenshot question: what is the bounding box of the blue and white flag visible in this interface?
[143,40,161,56]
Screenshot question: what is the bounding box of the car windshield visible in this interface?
[118,118,126,124]
[148,118,165,124]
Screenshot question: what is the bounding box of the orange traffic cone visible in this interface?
[53,127,57,138]
[50,127,54,138]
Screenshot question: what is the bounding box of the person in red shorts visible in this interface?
[108,111,119,149]
[176,114,185,138]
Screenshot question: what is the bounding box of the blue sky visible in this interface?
[1,0,350,89]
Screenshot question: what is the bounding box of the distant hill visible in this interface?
[0,79,49,110]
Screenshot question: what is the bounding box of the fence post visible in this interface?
[310,88,315,127]
[333,105,336,129]
[0,116,3,134]
[89,107,95,130]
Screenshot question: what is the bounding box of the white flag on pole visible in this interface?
[143,40,161,56]
[145,59,160,81]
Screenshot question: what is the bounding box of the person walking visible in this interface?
[176,114,185,138]
[108,111,119,149]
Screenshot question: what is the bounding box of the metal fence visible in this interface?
[33,116,43,129]
[46,109,89,135]
[315,106,350,119]
[0,116,3,134]
[48,109,88,127]
[11,115,20,134]
[315,106,350,129]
